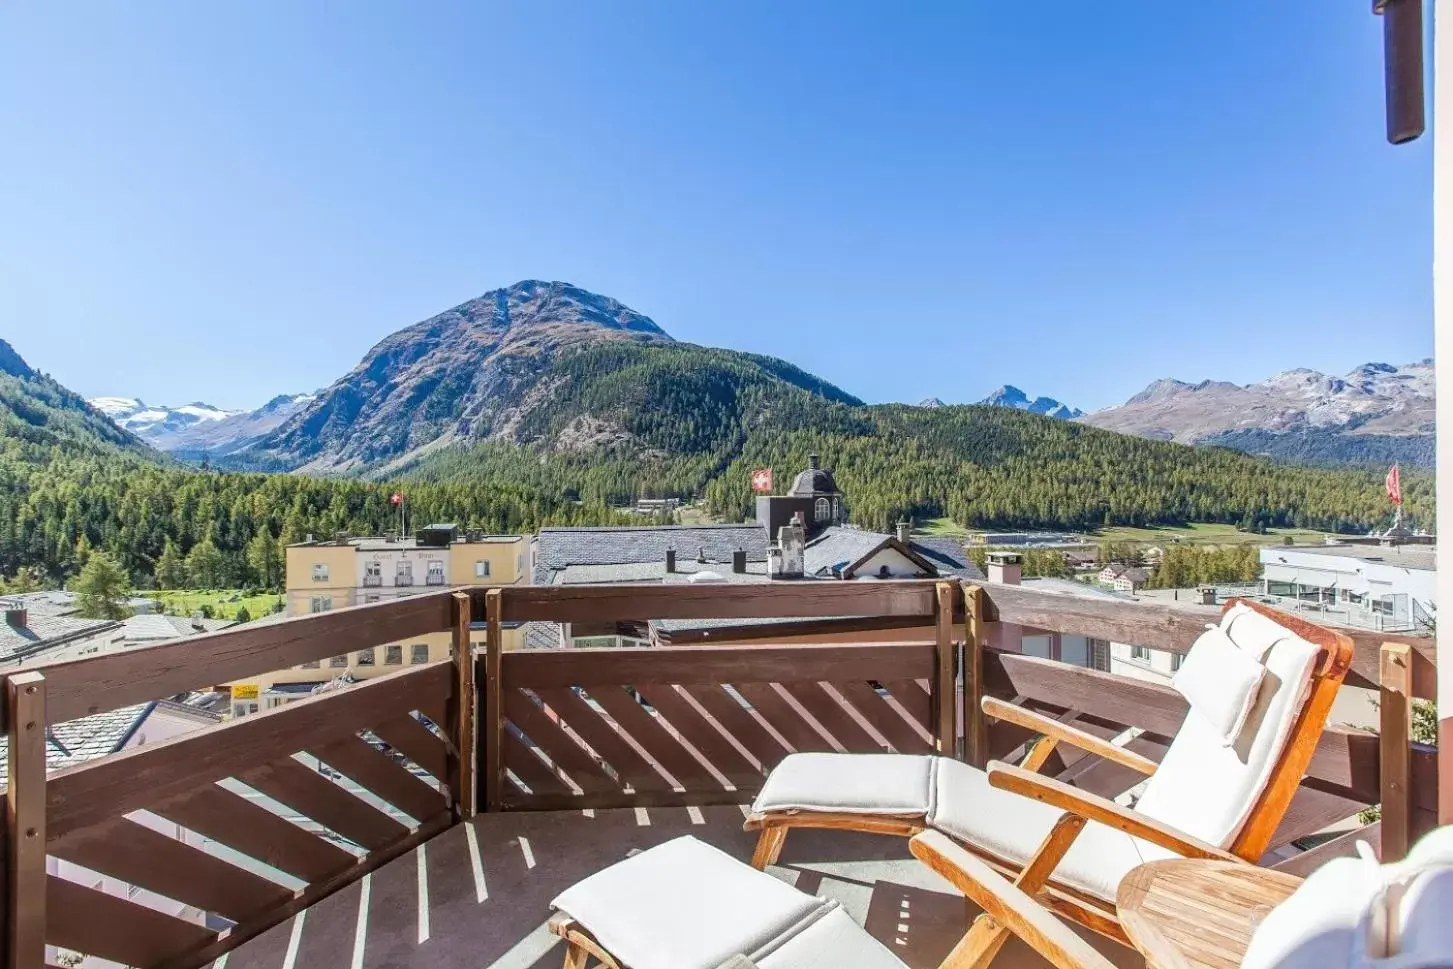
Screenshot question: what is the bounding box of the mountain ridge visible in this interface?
[980,385,1083,420]
[1081,359,1434,466]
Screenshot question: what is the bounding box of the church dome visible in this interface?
[789,454,840,496]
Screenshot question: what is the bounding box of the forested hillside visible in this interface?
[0,338,155,460]
[405,340,1430,536]
[0,454,627,587]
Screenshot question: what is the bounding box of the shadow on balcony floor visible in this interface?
[220,806,1143,969]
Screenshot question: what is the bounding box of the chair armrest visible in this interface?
[986,761,1242,862]
[982,697,1159,776]
[909,830,1121,969]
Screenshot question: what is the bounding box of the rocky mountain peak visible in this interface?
[980,385,1083,419]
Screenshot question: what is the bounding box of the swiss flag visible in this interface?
[390,492,405,505]
[750,468,773,493]
[1385,465,1402,506]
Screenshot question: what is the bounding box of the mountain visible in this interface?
[91,393,317,457]
[1082,360,1435,466]
[980,385,1083,420]
[244,279,859,473]
[0,340,154,459]
[917,397,946,408]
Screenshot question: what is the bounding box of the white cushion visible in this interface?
[552,836,825,969]
[1243,826,1453,969]
[755,905,908,969]
[1134,618,1319,849]
[752,753,936,817]
[928,757,1173,901]
[1171,625,1267,745]
[1220,602,1297,659]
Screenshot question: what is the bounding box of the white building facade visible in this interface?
[1258,545,1436,632]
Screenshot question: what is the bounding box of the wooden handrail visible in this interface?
[33,591,456,723]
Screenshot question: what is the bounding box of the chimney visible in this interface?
[4,604,26,629]
[896,520,912,544]
[191,610,206,631]
[808,453,820,470]
[665,547,676,573]
[697,545,707,564]
[986,551,1022,586]
[1197,586,1217,606]
[732,548,747,574]
[770,517,806,579]
[305,533,314,544]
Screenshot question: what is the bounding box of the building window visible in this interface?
[411,643,429,664]
[396,561,413,587]
[475,560,490,578]
[364,560,382,587]
[365,594,380,604]
[300,660,320,669]
[330,655,348,668]
[312,563,329,582]
[427,560,446,586]
[1170,652,1184,672]
[310,596,333,613]
[814,497,832,523]
[1131,645,1151,662]
[385,645,402,665]
[357,647,375,666]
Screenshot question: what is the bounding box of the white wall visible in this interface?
[1436,0,1453,826]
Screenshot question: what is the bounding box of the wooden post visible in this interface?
[934,582,957,756]
[7,672,46,969]
[446,592,477,820]
[1380,641,1414,861]
[483,589,505,813]
[963,583,988,768]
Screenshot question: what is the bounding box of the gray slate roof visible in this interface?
[0,614,120,663]
[0,700,221,787]
[911,536,985,580]
[118,613,235,642]
[803,527,888,577]
[535,524,768,583]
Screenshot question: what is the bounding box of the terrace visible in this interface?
[1,580,1440,969]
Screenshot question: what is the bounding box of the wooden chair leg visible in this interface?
[562,940,590,969]
[942,814,1088,969]
[751,823,788,870]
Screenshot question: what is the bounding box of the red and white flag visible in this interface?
[390,492,405,505]
[1385,464,1402,506]
[750,468,773,493]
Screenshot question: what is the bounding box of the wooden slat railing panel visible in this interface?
[779,682,883,752]
[47,875,214,968]
[503,731,576,797]
[529,687,673,793]
[48,817,291,923]
[831,680,933,754]
[307,733,449,825]
[369,715,450,784]
[679,684,790,769]
[37,592,454,723]
[46,662,451,839]
[493,580,939,623]
[732,683,835,752]
[633,684,764,788]
[503,690,618,793]
[236,755,407,852]
[150,784,356,884]
[584,685,723,790]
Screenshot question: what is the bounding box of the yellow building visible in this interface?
[229,524,528,716]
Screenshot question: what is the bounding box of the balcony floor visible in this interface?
[220,806,1143,969]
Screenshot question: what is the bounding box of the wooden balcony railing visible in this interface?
[0,579,1437,969]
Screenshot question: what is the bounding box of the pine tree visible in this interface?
[74,552,131,620]
[246,531,282,589]
[155,538,187,590]
[185,538,225,589]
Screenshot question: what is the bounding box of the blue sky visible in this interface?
[0,2,1432,412]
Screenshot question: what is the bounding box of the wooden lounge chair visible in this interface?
[547,830,1122,969]
[742,599,1354,958]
